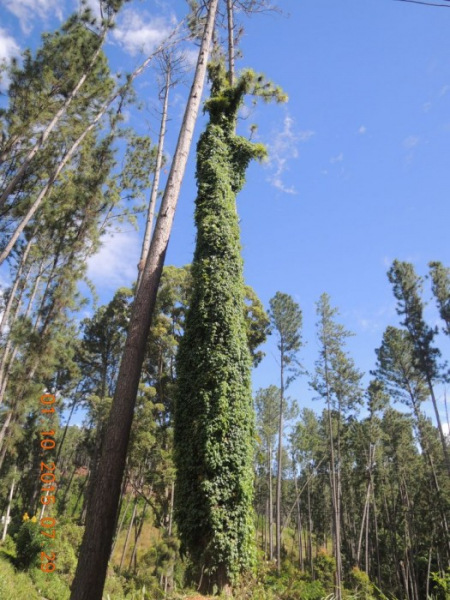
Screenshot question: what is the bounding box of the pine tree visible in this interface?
[268,291,303,573]
[311,293,363,600]
[387,260,450,476]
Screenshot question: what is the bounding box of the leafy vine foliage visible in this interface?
[174,62,285,592]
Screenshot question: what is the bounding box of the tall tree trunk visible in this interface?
[70,4,219,598]
[0,30,179,266]
[119,499,137,573]
[307,468,314,577]
[137,56,171,291]
[0,25,110,210]
[226,0,235,86]
[425,375,450,477]
[268,441,274,561]
[276,356,284,573]
[0,235,33,335]
[1,468,15,541]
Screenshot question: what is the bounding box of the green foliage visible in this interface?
[174,62,285,591]
[347,567,376,599]
[14,519,41,569]
[268,291,303,386]
[429,260,450,335]
[430,569,450,599]
[0,555,40,600]
[387,260,441,379]
[313,549,336,593]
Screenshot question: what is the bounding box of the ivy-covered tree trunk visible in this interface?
[174,65,268,594]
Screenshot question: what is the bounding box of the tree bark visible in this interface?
[1,468,15,541]
[137,56,171,291]
[69,4,219,598]
[268,441,274,561]
[276,355,284,573]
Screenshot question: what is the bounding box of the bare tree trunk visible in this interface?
[0,25,110,209]
[70,4,219,598]
[0,28,180,266]
[307,468,314,578]
[0,235,33,335]
[119,499,137,573]
[357,482,370,567]
[111,482,132,557]
[276,358,284,573]
[137,56,171,291]
[130,501,148,572]
[293,469,304,570]
[425,375,450,477]
[1,467,15,541]
[268,441,274,561]
[226,0,235,86]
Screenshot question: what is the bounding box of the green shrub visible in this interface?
[313,549,336,593]
[0,555,40,600]
[30,567,70,600]
[15,519,41,569]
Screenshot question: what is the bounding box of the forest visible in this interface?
[0,0,449,599]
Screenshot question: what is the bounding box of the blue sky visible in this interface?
[1,0,450,432]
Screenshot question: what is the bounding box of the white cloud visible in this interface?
[3,0,64,33]
[0,28,19,63]
[112,9,176,56]
[0,28,20,89]
[266,114,312,195]
[180,47,199,70]
[87,230,141,290]
[298,130,315,142]
[330,152,343,164]
[358,125,366,135]
[439,84,450,98]
[443,421,449,437]
[403,135,420,149]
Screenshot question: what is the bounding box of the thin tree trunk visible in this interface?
[136,57,171,291]
[426,542,433,600]
[0,26,110,209]
[307,467,314,577]
[1,468,15,541]
[119,499,137,573]
[226,0,235,86]
[0,28,180,266]
[425,374,450,477]
[70,4,219,598]
[111,481,131,558]
[268,441,274,561]
[293,469,304,570]
[276,356,284,573]
[357,482,370,567]
[130,501,148,572]
[0,235,33,335]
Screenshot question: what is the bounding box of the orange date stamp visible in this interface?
[39,393,57,573]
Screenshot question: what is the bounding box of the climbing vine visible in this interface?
[174,62,285,592]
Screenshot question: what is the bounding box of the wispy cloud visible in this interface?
[403,135,420,149]
[423,102,432,113]
[439,84,450,98]
[358,125,367,135]
[3,0,64,33]
[330,152,343,164]
[87,230,141,291]
[0,28,20,89]
[266,114,313,195]
[112,8,177,56]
